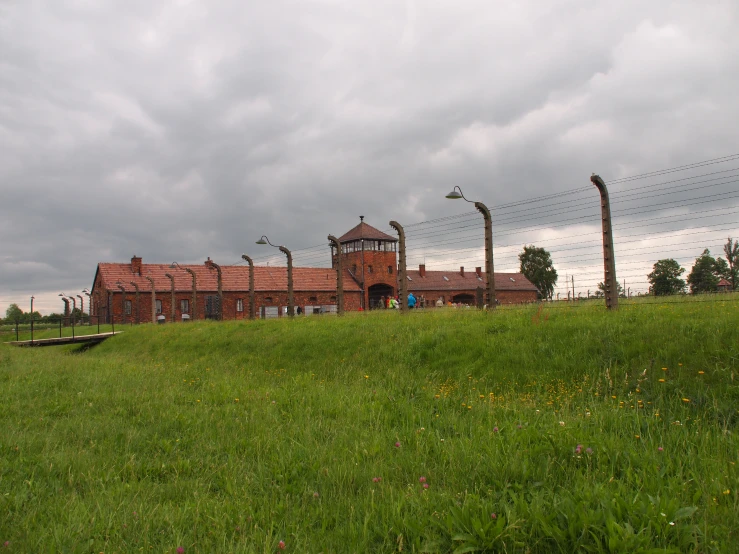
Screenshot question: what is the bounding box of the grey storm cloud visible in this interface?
[1,0,739,312]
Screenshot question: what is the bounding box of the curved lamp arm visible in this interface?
[256,236,294,317]
[445,185,495,307]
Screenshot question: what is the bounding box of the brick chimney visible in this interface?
[460,266,465,277]
[131,255,142,275]
[205,257,213,269]
[475,267,482,277]
[419,264,426,277]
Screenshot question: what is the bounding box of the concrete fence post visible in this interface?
[130,281,140,324]
[327,235,344,316]
[590,174,618,310]
[389,221,407,314]
[144,276,156,324]
[209,261,224,320]
[241,254,256,320]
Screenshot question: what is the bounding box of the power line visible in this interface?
[605,154,739,185]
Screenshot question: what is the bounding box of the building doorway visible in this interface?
[205,295,221,319]
[368,283,394,309]
[452,293,475,306]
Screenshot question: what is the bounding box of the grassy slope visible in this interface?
[1,301,738,553]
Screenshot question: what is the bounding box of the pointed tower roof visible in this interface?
[338,216,397,243]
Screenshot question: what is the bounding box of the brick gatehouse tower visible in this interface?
[332,216,398,309]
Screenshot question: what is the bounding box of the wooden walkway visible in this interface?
[9,332,122,348]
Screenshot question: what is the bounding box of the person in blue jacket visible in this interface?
[408,292,417,309]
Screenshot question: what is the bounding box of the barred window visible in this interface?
[124,300,132,315]
[236,299,244,312]
[155,299,162,314]
[180,299,189,313]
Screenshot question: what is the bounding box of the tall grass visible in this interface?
[1,300,738,552]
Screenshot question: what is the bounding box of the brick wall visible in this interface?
[97,289,363,323]
[337,249,398,308]
[411,289,537,307]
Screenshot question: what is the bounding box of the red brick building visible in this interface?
[332,216,399,310]
[90,218,537,323]
[405,264,538,307]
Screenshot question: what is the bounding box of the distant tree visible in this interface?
[647,259,686,296]
[5,303,23,323]
[687,249,720,294]
[518,245,558,300]
[723,237,739,290]
[596,281,623,298]
[715,257,730,281]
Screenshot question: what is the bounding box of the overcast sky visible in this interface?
[2,0,738,314]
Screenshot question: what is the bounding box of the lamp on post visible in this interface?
[327,236,344,316]
[207,260,223,320]
[164,273,176,322]
[170,262,197,320]
[144,276,157,324]
[241,254,256,320]
[256,236,294,317]
[445,186,496,308]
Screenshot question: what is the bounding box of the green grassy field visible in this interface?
[1,300,738,553]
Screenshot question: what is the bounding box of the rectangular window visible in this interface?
[155,299,162,314]
[236,299,244,312]
[368,265,373,274]
[388,266,393,274]
[180,299,189,313]
[124,300,132,315]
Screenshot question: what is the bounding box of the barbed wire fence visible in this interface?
[222,154,739,307]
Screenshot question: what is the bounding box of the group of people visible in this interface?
[377,292,418,310]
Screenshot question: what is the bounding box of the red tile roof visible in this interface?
[718,278,732,287]
[338,220,397,243]
[405,269,538,292]
[95,263,362,294]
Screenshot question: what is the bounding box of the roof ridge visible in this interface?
[338,221,397,243]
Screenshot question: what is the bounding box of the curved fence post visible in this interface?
[327,235,344,316]
[241,255,256,320]
[389,221,407,314]
[591,174,618,310]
